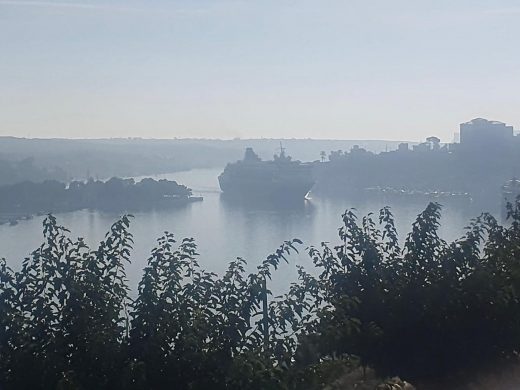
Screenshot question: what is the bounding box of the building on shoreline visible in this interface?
[460,118,515,151]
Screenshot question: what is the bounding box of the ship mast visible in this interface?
[279,141,286,158]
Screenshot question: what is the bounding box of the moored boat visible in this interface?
[218,146,314,201]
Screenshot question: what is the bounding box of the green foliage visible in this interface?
[1,215,133,388]
[308,200,520,380]
[128,234,312,389]
[1,200,520,388]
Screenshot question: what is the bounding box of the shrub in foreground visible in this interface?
[1,200,520,388]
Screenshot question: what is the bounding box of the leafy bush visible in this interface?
[1,200,520,388]
[0,214,314,389]
[308,201,520,380]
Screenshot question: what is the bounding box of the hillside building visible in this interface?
[460,118,514,151]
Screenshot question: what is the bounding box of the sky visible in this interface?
[1,0,520,141]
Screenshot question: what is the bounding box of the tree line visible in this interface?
[1,200,520,389]
[314,144,520,208]
[0,177,193,215]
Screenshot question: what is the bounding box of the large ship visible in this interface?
[218,146,315,201]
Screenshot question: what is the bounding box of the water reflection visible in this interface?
[0,168,496,296]
[220,192,314,212]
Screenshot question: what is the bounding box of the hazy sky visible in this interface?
[1,0,519,141]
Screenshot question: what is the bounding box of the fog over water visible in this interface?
[0,167,481,294]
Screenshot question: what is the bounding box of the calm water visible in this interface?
[0,168,485,294]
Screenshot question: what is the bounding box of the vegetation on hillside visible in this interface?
[1,200,520,389]
[314,145,520,207]
[0,157,66,186]
[0,177,193,216]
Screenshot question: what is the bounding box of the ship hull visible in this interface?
[218,174,314,201]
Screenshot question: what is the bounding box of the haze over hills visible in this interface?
[4,1,520,388]
[0,137,407,183]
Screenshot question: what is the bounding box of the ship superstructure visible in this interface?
[218,146,314,201]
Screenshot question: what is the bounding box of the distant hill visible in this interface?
[0,137,409,182]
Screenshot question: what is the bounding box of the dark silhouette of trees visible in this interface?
[307,202,520,380]
[0,177,194,216]
[313,142,520,208]
[2,200,520,388]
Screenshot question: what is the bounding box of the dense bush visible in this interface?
[0,177,193,215]
[0,215,314,389]
[307,201,520,380]
[1,200,520,388]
